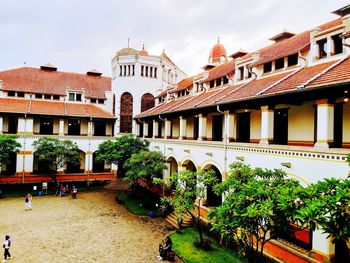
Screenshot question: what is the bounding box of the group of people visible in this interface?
[55,183,78,199]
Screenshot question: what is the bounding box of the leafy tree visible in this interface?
[0,135,21,173]
[96,135,149,177]
[209,162,303,262]
[156,169,219,248]
[295,178,350,262]
[124,150,166,191]
[32,137,81,184]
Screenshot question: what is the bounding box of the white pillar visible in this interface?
[58,119,65,136]
[85,152,93,173]
[88,121,94,136]
[135,123,141,137]
[315,100,334,148]
[153,120,159,138]
[0,116,3,134]
[143,122,149,138]
[179,116,187,140]
[326,37,333,56]
[226,113,236,142]
[165,119,171,139]
[260,106,274,145]
[312,228,335,259]
[198,114,207,141]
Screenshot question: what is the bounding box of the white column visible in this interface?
[153,120,159,138]
[0,116,3,134]
[85,152,93,173]
[226,112,236,142]
[312,228,335,259]
[198,114,207,141]
[88,121,94,136]
[143,122,149,138]
[179,116,187,140]
[58,119,65,136]
[326,37,333,57]
[165,118,171,139]
[315,100,334,148]
[260,106,274,145]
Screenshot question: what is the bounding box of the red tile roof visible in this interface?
[319,18,342,31]
[204,60,235,83]
[306,56,350,88]
[174,76,194,92]
[250,31,310,67]
[262,60,338,95]
[0,67,111,99]
[0,98,114,119]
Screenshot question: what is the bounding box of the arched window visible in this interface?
[141,93,155,112]
[120,92,133,133]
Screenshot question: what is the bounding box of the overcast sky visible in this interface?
[0,0,348,76]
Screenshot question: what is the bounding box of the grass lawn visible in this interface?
[170,228,248,263]
[116,191,154,216]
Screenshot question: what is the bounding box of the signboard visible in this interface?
[42,182,48,189]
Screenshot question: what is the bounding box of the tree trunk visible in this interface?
[197,199,204,244]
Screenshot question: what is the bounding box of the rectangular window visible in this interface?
[236,112,251,143]
[239,66,244,80]
[68,119,81,135]
[68,93,75,101]
[141,65,144,76]
[145,66,148,77]
[132,65,135,76]
[287,54,298,67]
[40,118,54,135]
[8,117,18,134]
[247,68,252,78]
[53,95,60,100]
[128,65,130,76]
[223,76,229,84]
[44,94,51,99]
[94,120,106,136]
[317,38,328,59]
[90,98,96,103]
[263,62,272,73]
[76,94,82,101]
[210,80,215,88]
[332,34,343,55]
[273,108,288,145]
[98,99,104,104]
[8,91,15,97]
[216,78,221,87]
[150,67,153,78]
[154,68,157,78]
[275,58,284,70]
[119,66,122,76]
[17,92,25,97]
[35,93,43,99]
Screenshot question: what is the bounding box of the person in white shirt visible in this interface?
[2,234,11,262]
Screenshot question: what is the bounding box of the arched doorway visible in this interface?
[204,164,222,207]
[120,92,133,133]
[92,151,105,173]
[33,152,51,174]
[66,150,85,174]
[1,152,17,175]
[141,93,155,112]
[166,157,178,178]
[182,159,197,172]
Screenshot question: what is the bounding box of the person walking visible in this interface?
[25,194,32,211]
[71,186,77,199]
[2,234,11,262]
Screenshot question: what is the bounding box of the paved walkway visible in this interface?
[0,186,177,263]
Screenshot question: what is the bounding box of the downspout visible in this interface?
[159,114,166,197]
[88,116,92,185]
[216,105,227,177]
[22,113,27,183]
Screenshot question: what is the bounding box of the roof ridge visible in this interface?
[256,69,301,96]
[298,56,349,89]
[193,89,223,107]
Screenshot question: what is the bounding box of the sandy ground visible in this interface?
[0,187,177,263]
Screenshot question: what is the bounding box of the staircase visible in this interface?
[165,212,193,229]
[104,178,130,191]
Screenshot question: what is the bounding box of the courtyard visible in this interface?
[0,186,176,263]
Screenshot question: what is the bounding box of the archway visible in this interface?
[120,92,133,133]
[66,150,85,174]
[166,157,178,178]
[182,159,197,172]
[1,152,17,175]
[33,152,50,174]
[204,164,222,207]
[141,93,155,112]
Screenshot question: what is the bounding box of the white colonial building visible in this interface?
[111,45,186,134]
[135,5,350,262]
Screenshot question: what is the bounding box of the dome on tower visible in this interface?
[208,38,227,64]
[139,44,148,56]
